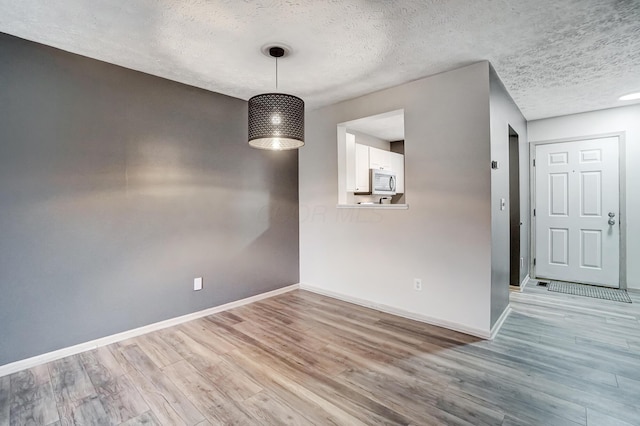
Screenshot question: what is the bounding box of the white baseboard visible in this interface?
[299,283,491,340]
[521,274,531,290]
[510,274,531,293]
[490,305,511,340]
[0,284,300,378]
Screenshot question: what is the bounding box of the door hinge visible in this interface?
[533,258,536,266]
[533,208,536,217]
[533,159,536,167]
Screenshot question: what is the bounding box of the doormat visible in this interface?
[548,281,632,303]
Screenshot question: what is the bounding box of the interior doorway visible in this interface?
[509,126,521,287]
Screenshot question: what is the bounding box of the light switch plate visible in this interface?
[194,277,203,291]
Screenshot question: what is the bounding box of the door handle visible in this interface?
[608,212,616,226]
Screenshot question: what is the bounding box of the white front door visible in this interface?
[534,137,620,287]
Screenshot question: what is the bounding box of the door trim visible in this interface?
[529,132,627,289]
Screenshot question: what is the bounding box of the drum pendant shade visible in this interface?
[248,93,304,150]
[248,46,304,150]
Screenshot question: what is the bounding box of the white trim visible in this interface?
[510,274,531,293]
[336,204,409,209]
[529,132,626,289]
[0,284,300,378]
[529,141,536,280]
[520,274,530,290]
[299,283,491,339]
[490,305,511,340]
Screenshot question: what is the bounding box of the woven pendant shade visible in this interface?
[248,93,304,150]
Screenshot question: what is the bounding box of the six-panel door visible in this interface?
[534,137,619,287]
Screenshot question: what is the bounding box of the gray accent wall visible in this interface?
[489,65,529,327]
[0,33,299,365]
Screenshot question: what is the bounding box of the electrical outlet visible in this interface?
[193,277,203,291]
[414,278,423,291]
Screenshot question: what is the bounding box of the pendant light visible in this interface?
[248,46,304,150]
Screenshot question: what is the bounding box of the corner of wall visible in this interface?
[488,64,529,328]
[301,62,496,337]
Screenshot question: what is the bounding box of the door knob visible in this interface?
[608,212,615,218]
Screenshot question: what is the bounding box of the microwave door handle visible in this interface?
[390,176,396,192]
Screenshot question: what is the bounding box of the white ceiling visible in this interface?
[343,110,405,142]
[1,0,639,120]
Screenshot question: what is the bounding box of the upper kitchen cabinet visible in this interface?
[360,146,404,194]
[345,133,371,193]
[369,145,392,170]
[354,142,371,193]
[386,149,405,194]
[337,110,407,207]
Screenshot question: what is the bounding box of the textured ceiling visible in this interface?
[1,0,639,120]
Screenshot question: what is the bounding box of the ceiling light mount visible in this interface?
[249,44,304,151]
[269,46,285,58]
[260,43,292,59]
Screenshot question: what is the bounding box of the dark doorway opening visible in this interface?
[509,126,521,287]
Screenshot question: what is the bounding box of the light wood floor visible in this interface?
[1,284,640,425]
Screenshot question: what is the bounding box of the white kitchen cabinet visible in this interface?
[369,147,392,170]
[369,147,404,194]
[348,143,404,194]
[354,143,370,193]
[345,133,356,192]
[388,151,405,193]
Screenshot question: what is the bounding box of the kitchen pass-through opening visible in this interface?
[336,109,407,207]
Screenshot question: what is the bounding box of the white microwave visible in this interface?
[371,169,397,195]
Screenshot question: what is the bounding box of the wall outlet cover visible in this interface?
[194,277,203,291]
[414,278,423,291]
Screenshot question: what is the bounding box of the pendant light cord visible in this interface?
[275,56,279,91]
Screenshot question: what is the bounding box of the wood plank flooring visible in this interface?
[1,284,640,425]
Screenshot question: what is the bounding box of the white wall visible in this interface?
[300,62,494,336]
[528,104,640,290]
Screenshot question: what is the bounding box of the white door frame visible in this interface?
[529,132,627,289]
